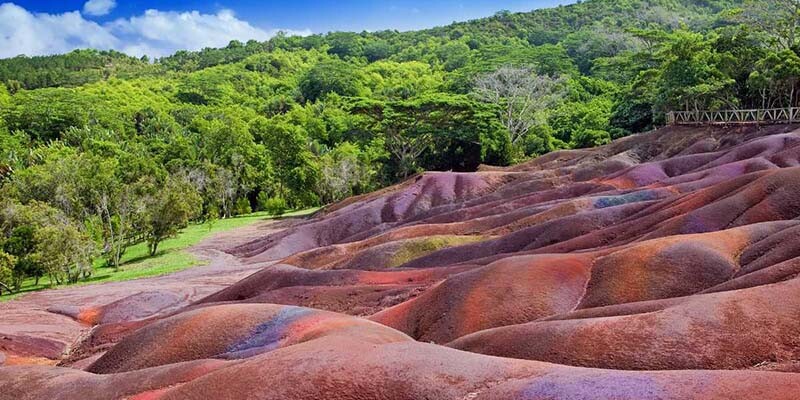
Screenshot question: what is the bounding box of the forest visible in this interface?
[0,0,798,292]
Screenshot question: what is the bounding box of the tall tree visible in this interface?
[473,66,565,149]
[748,50,800,108]
[350,94,510,178]
[142,176,202,256]
[299,60,366,102]
[97,184,145,270]
[656,30,736,111]
[251,117,319,206]
[736,0,800,50]
[34,222,95,284]
[3,226,44,287]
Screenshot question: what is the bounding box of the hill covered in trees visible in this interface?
[1,0,798,291]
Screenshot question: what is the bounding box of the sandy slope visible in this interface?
[5,125,800,399]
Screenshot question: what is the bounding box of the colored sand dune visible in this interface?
[7,125,800,399]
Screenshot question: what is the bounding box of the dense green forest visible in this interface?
[1,0,798,292]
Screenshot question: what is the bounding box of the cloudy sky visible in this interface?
[0,1,573,59]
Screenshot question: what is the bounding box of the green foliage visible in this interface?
[234,197,252,216]
[251,116,320,207]
[0,129,28,172]
[316,142,378,203]
[143,176,203,256]
[0,250,15,295]
[260,196,288,216]
[363,41,394,62]
[610,98,654,134]
[448,43,577,92]
[655,30,736,111]
[299,59,366,102]
[733,0,800,50]
[3,226,44,288]
[11,144,119,221]
[364,61,444,100]
[34,222,95,284]
[572,129,612,148]
[436,41,472,71]
[2,88,91,140]
[0,200,86,287]
[748,49,800,108]
[0,82,9,107]
[472,66,567,159]
[0,49,155,90]
[350,93,511,177]
[549,97,613,148]
[327,32,365,59]
[562,25,641,74]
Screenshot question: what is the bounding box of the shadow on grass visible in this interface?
[0,279,55,301]
[104,251,166,268]
[79,274,114,283]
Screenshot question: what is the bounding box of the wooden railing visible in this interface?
[667,108,800,125]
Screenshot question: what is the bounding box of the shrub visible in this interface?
[572,129,611,148]
[262,196,287,216]
[233,197,252,216]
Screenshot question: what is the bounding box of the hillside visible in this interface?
[1,0,737,85]
[4,124,800,399]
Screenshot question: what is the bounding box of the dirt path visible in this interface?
[0,218,297,366]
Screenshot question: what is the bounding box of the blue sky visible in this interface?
[0,1,574,58]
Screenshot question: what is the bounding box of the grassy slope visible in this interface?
[0,209,317,301]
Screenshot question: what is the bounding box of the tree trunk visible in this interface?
[0,281,13,295]
[49,271,61,286]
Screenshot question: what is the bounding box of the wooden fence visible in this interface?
[667,108,800,125]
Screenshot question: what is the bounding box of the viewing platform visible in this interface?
[668,108,800,125]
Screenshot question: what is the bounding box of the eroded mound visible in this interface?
[87,303,410,374]
[8,125,800,399]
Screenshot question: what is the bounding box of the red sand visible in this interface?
[5,125,800,399]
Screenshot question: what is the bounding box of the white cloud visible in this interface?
[83,0,116,16]
[108,9,307,57]
[0,3,117,58]
[0,2,311,59]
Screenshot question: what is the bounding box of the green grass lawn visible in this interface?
[0,208,318,302]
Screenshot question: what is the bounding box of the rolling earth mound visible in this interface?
[5,125,800,399]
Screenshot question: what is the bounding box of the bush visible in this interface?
[609,127,630,140]
[256,192,270,211]
[521,126,556,158]
[0,250,16,295]
[610,98,653,134]
[233,197,252,216]
[571,129,611,148]
[261,196,287,216]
